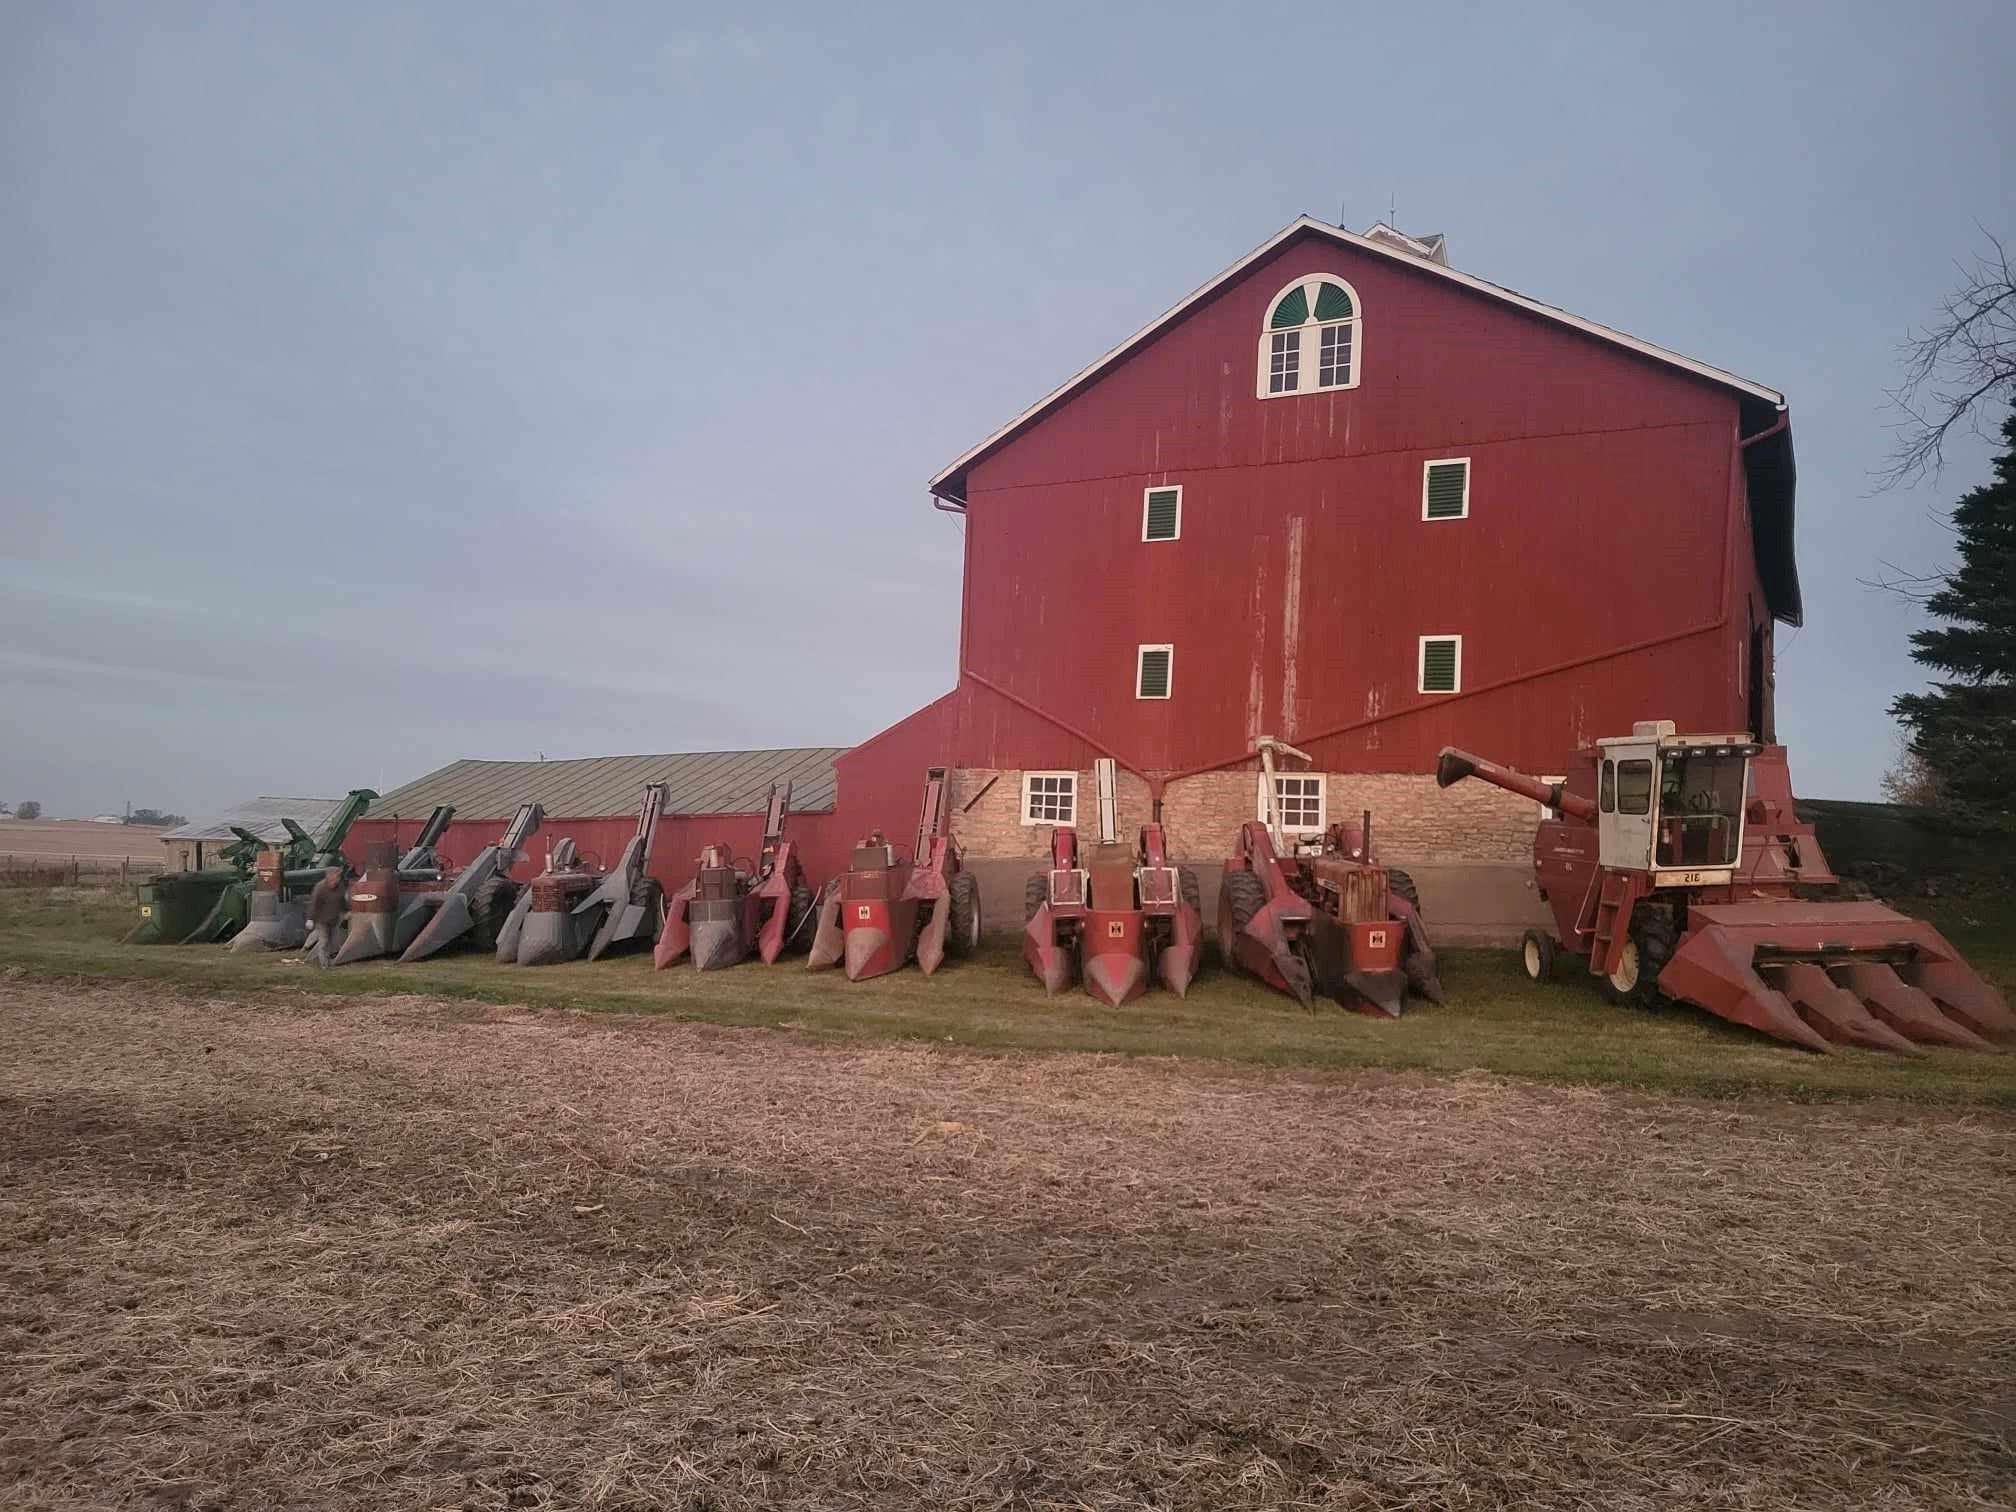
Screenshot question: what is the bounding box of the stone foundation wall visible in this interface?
[948,767,1543,866]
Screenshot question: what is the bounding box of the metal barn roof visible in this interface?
[162,796,350,845]
[371,748,848,821]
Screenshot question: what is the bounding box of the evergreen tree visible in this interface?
[1890,409,2016,826]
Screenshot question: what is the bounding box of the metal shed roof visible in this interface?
[371,748,847,821]
[162,797,349,845]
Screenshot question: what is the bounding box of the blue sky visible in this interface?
[3,0,2011,818]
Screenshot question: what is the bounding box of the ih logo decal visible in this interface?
[855,904,873,921]
[1107,921,1126,938]
[1368,928,1388,949]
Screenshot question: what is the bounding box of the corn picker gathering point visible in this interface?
[1219,739,1443,1015]
[327,804,456,966]
[808,766,982,981]
[1435,723,2013,1054]
[497,784,669,966]
[654,782,815,972]
[1022,759,1203,1004]
[228,790,379,953]
[398,802,544,963]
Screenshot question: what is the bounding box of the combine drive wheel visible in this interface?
[1600,906,1676,1008]
[471,875,520,949]
[1219,868,1268,976]
[1520,929,1556,983]
[1387,867,1423,917]
[946,872,982,957]
[1179,867,1201,913]
[1024,873,1049,925]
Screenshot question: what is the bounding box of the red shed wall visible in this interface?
[955,230,1760,777]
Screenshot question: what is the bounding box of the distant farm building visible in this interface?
[160,796,348,870]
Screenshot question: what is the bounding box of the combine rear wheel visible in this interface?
[946,872,982,956]
[1218,868,1267,976]
[1600,906,1676,1007]
[1521,929,1556,983]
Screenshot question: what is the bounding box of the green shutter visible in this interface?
[1137,647,1172,698]
[1269,286,1309,329]
[1143,488,1180,540]
[1420,638,1459,693]
[1424,461,1468,519]
[1313,281,1354,321]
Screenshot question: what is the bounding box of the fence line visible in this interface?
[0,855,136,887]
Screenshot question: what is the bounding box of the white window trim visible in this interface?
[1136,643,1174,700]
[1418,634,1463,695]
[1020,770,1077,827]
[1257,773,1328,835]
[1421,457,1471,521]
[1141,484,1183,542]
[1254,274,1363,400]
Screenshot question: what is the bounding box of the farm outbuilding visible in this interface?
[160,796,350,871]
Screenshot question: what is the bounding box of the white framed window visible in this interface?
[1136,644,1174,699]
[1422,458,1470,521]
[1256,274,1361,399]
[1418,635,1462,694]
[1258,773,1327,835]
[1021,771,1076,826]
[1141,485,1182,542]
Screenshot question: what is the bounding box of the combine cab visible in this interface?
[1219,739,1443,1015]
[227,790,379,953]
[327,805,456,966]
[1436,723,2013,1054]
[654,783,815,971]
[808,766,981,980]
[398,803,545,962]
[497,784,668,966]
[1023,759,1202,1004]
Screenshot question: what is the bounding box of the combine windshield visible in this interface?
[1655,752,1748,867]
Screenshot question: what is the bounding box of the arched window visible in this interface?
[1256,275,1360,398]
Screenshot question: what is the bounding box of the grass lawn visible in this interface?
[3,882,2012,1107]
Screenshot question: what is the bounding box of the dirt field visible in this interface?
[0,820,168,866]
[3,977,2011,1510]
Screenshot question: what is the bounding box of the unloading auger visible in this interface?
[398,802,545,962]
[326,804,456,966]
[496,784,668,966]
[227,789,378,953]
[1435,722,2012,1054]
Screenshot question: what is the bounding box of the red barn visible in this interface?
[833,217,1801,939]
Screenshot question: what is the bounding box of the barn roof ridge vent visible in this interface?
[1360,222,1448,264]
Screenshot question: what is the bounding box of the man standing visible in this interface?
[304,865,346,968]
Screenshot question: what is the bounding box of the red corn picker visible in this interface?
[328,804,456,966]
[1435,722,2013,1054]
[807,766,982,980]
[496,783,668,966]
[1022,758,1203,1003]
[653,782,815,972]
[1219,738,1444,1015]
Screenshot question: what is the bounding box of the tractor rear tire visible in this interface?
[784,882,815,949]
[1520,929,1556,984]
[1024,872,1049,924]
[946,872,982,957]
[471,875,520,949]
[1387,867,1423,917]
[1600,905,1676,1008]
[1219,868,1268,976]
[1179,867,1202,913]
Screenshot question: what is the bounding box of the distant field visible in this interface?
[0,819,170,866]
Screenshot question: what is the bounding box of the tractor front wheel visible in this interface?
[1218,868,1267,976]
[1600,907,1675,1007]
[946,872,982,956]
[1520,929,1556,983]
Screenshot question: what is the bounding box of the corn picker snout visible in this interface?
[808,766,982,980]
[398,802,544,962]
[1022,759,1202,1003]
[1219,739,1443,1015]
[654,782,814,971]
[227,789,378,953]
[1435,723,2012,1054]
[327,804,456,966]
[498,784,668,965]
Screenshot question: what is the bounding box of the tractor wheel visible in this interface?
[1179,867,1202,913]
[946,872,982,956]
[471,874,520,949]
[1600,905,1676,1008]
[1520,929,1556,984]
[784,882,815,949]
[1024,872,1049,924]
[1387,867,1423,917]
[1219,868,1268,976]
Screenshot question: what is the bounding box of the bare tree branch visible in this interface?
[1880,228,2016,487]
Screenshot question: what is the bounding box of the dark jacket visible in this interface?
[307,875,347,929]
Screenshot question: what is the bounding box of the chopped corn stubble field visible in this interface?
[3,977,2012,1511]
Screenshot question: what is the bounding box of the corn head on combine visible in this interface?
[1436,722,2012,1054]
[654,782,815,972]
[496,784,668,966]
[1022,759,1202,1004]
[808,767,981,981]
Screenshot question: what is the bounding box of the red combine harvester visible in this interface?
[1435,722,2012,1054]
[1219,739,1443,1015]
[808,766,981,980]
[653,782,815,972]
[1022,759,1203,1004]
